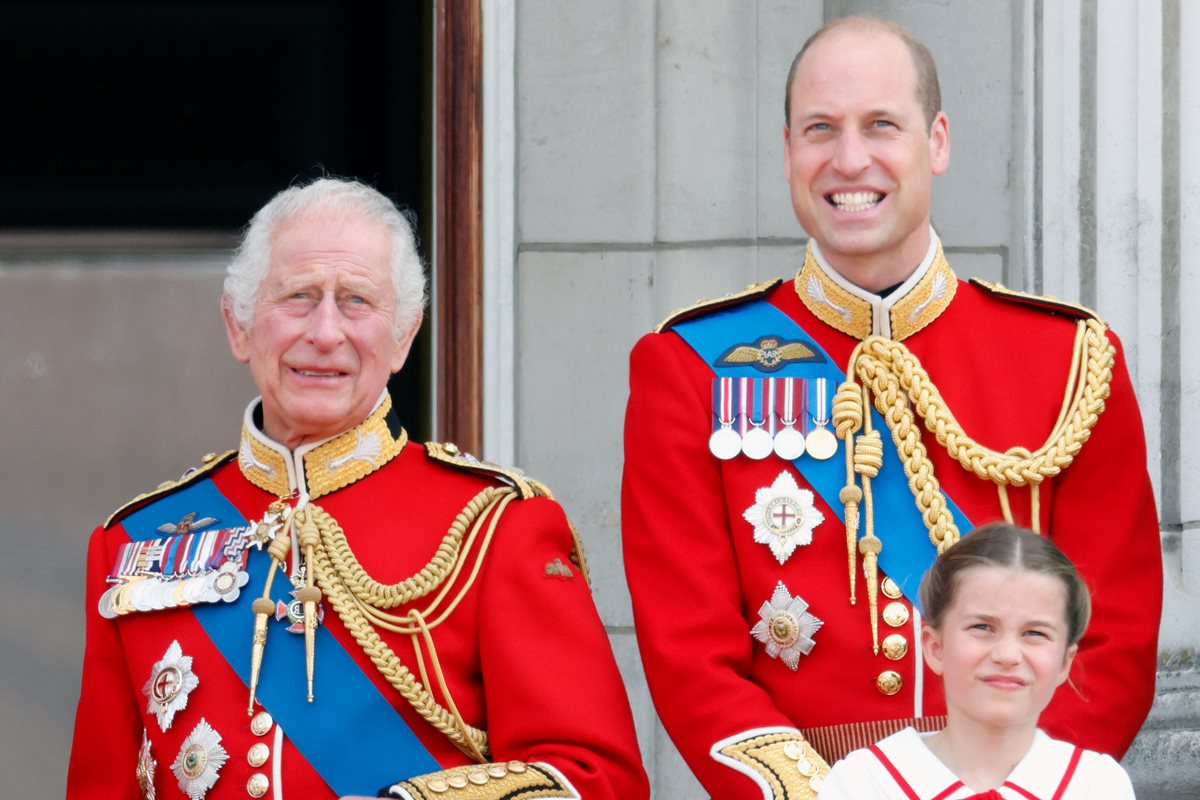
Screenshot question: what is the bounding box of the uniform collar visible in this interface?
[236,391,407,501]
[793,228,957,341]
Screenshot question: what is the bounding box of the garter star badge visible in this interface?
[743,471,825,564]
[172,719,228,800]
[751,581,823,670]
[144,640,199,732]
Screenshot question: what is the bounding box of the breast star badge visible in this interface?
[750,581,823,670]
[172,719,228,800]
[144,640,200,732]
[742,470,825,564]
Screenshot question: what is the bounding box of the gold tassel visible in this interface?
[248,503,293,714]
[858,534,882,654]
[295,507,323,703]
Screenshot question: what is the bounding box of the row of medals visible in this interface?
[97,516,277,619]
[709,377,838,462]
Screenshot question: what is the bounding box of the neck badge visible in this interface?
[743,470,825,564]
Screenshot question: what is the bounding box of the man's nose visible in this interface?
[307,293,345,348]
[831,129,871,176]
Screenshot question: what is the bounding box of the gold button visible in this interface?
[881,576,902,599]
[249,711,273,737]
[444,442,459,455]
[448,774,469,789]
[468,768,489,785]
[809,774,825,792]
[246,742,269,768]
[507,761,528,774]
[883,601,910,627]
[795,757,816,777]
[881,634,908,660]
[246,773,269,798]
[427,778,450,793]
[783,741,805,760]
[485,764,508,778]
[876,670,903,696]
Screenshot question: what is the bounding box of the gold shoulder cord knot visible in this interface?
[835,319,1114,648]
[302,486,520,761]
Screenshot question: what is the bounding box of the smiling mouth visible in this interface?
[293,368,346,378]
[828,191,884,212]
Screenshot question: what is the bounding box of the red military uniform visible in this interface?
[69,396,647,799]
[622,238,1161,798]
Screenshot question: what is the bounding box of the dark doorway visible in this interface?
[2,0,433,438]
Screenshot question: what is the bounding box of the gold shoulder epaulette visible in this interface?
[655,279,783,333]
[104,450,237,529]
[424,442,541,500]
[969,278,1105,325]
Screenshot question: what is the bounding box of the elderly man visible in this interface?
[68,178,648,800]
[622,15,1161,799]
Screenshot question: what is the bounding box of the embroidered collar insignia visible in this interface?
[238,394,407,499]
[794,238,957,340]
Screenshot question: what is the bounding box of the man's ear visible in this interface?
[921,624,946,676]
[390,311,423,374]
[929,111,950,176]
[222,296,252,364]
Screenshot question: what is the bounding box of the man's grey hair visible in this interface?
[224,177,428,338]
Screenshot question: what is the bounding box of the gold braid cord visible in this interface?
[833,319,1114,600]
[299,487,520,760]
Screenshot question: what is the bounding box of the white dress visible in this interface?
[817,727,1135,799]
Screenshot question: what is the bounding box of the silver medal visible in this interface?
[741,426,774,459]
[708,426,742,460]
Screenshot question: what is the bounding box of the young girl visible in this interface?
[818,522,1136,799]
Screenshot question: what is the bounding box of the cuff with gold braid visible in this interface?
[710,728,830,799]
[378,761,579,800]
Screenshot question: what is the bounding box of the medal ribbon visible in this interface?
[711,377,735,430]
[672,299,973,609]
[116,478,442,793]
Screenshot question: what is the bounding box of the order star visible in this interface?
[742,470,825,564]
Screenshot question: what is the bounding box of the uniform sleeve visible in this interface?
[1040,331,1162,758]
[66,526,143,799]
[473,494,649,799]
[622,332,805,797]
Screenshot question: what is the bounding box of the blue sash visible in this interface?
[673,299,973,609]
[121,478,440,794]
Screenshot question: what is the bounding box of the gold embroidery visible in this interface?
[794,252,873,339]
[714,731,829,799]
[654,280,782,333]
[105,452,236,528]
[390,762,578,800]
[889,247,957,340]
[238,396,407,500]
